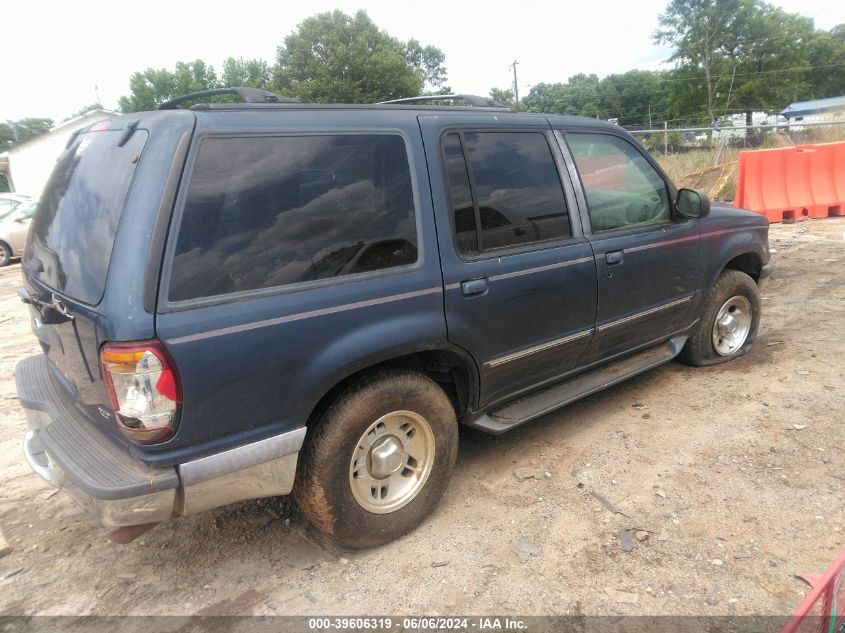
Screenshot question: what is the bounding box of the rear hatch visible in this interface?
[22,125,151,430]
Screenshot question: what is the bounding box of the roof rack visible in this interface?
[377,94,511,110]
[158,87,299,110]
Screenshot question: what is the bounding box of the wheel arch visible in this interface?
[722,251,764,282]
[304,346,480,433]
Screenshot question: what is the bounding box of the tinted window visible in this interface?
[26,130,147,304]
[447,132,570,254]
[442,134,478,254]
[169,135,417,301]
[567,133,671,232]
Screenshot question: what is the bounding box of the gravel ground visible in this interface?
[0,218,842,617]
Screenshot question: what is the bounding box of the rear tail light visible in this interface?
[100,340,181,444]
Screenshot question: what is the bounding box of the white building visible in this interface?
[779,96,845,124]
[0,109,119,197]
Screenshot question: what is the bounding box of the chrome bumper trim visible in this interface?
[176,427,307,516]
[23,423,307,528]
[178,427,306,486]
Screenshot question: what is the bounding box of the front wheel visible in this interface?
[294,369,458,548]
[680,269,761,366]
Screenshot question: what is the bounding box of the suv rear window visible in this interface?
[168,134,418,302]
[26,130,147,305]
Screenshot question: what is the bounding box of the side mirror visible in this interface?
[676,188,710,219]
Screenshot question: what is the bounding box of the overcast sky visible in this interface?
[2,0,842,122]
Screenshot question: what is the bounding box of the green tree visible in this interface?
[728,5,814,124]
[404,39,448,91]
[221,57,273,89]
[655,0,748,124]
[602,70,672,126]
[119,59,220,112]
[489,87,515,108]
[0,118,54,151]
[273,10,447,103]
[804,25,845,99]
[655,0,820,125]
[521,74,605,117]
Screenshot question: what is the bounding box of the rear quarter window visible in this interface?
[168,134,418,302]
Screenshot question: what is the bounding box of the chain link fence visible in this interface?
[625,120,845,202]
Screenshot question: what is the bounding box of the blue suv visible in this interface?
[16,89,771,548]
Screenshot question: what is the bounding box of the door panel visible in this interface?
[561,130,700,361]
[419,115,598,408]
[445,246,598,405]
[587,224,700,361]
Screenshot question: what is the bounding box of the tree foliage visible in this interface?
[119,59,223,112]
[804,25,845,99]
[489,87,515,108]
[520,70,671,126]
[221,57,273,89]
[0,118,54,152]
[273,10,446,103]
[654,0,829,125]
[109,4,843,126]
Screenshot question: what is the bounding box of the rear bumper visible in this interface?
[16,355,305,528]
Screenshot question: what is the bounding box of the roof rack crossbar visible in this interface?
[158,87,299,110]
[377,94,510,109]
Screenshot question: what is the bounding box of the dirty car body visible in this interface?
[15,94,771,544]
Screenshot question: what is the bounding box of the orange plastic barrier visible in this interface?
[734,141,845,223]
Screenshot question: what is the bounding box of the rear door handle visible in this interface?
[461,278,488,296]
[606,251,624,266]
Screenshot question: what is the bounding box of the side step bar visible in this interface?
[466,335,688,434]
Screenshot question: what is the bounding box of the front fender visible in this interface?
[700,225,769,291]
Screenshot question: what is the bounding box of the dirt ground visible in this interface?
[0,218,842,618]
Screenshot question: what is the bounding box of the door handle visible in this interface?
[606,251,624,266]
[461,278,488,296]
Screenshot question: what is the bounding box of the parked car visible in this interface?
[0,198,36,266]
[0,193,31,217]
[15,88,771,548]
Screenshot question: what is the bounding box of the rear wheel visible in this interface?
[680,269,761,366]
[294,369,458,548]
[0,242,11,267]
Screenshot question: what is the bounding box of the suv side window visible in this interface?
[567,133,671,233]
[443,131,571,255]
[169,134,418,302]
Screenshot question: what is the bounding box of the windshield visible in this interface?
[24,130,147,304]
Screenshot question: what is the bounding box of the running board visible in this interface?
[466,335,688,434]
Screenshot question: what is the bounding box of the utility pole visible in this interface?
[510,60,519,112]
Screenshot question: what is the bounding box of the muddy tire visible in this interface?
[0,242,11,267]
[294,369,458,549]
[680,269,761,366]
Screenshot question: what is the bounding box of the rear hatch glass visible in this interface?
[25,128,148,305]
